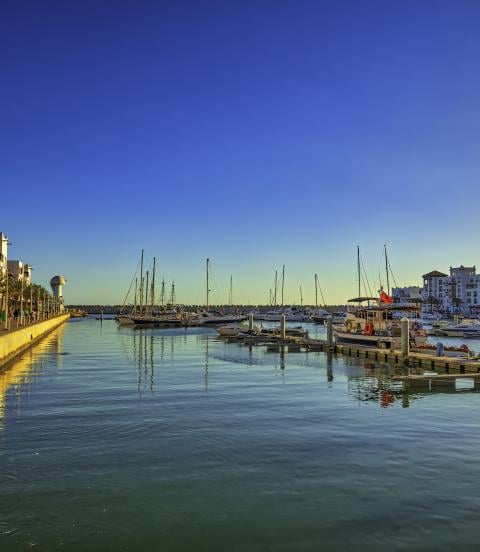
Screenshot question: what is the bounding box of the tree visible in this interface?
[0,273,53,324]
[424,296,441,314]
[451,297,463,314]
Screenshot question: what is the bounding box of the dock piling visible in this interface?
[326,316,333,347]
[280,315,286,339]
[401,317,410,359]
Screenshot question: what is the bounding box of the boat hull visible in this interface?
[334,330,399,349]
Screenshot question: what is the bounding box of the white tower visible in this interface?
[0,232,8,277]
[50,275,67,312]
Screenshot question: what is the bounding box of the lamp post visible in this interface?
[4,272,9,330]
[20,275,24,326]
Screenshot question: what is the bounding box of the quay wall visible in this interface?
[0,314,70,368]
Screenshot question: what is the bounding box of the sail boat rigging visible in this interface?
[311,273,330,324]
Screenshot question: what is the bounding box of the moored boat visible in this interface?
[437,319,480,338]
[412,343,473,357]
[333,296,427,350]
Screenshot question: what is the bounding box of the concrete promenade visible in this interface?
[0,313,70,368]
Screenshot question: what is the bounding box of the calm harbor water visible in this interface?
[1,319,480,551]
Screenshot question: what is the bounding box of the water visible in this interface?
[1,319,480,551]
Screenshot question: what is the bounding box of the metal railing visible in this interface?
[1,311,66,333]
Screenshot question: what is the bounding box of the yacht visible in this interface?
[311,309,330,324]
[194,310,247,326]
[262,308,311,322]
[439,319,480,338]
[216,322,258,336]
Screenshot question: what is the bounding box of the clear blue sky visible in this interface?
[2,0,480,305]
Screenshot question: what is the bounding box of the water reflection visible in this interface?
[204,334,209,392]
[120,325,480,410]
[345,357,480,408]
[132,331,156,395]
[326,352,334,383]
[0,325,65,431]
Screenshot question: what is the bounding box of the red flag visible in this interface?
[380,290,393,304]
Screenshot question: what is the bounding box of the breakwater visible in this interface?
[0,313,70,367]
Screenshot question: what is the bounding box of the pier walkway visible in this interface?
[0,313,70,368]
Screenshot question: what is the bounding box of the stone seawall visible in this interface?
[0,314,70,368]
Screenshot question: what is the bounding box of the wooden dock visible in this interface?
[219,333,480,376]
[391,372,480,389]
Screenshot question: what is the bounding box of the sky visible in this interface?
[2,0,480,305]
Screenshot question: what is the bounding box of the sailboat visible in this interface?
[333,246,427,349]
[117,253,193,327]
[116,250,144,325]
[193,259,247,326]
[311,273,330,324]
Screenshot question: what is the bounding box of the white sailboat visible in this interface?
[193,259,246,326]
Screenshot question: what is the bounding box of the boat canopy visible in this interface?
[347,297,378,303]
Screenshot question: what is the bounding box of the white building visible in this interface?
[7,260,32,285]
[0,232,8,277]
[422,270,449,312]
[392,286,422,303]
[449,265,480,313]
[421,266,480,314]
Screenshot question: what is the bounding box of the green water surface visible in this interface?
[1,319,480,551]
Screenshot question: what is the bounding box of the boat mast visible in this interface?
[160,278,165,308]
[281,265,285,312]
[206,258,210,312]
[133,277,138,315]
[151,257,156,313]
[229,275,233,307]
[274,270,278,309]
[145,270,149,315]
[314,274,318,310]
[139,249,144,315]
[384,243,390,296]
[170,280,176,307]
[357,245,361,298]
[300,285,303,307]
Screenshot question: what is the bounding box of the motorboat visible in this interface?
[439,319,480,338]
[216,322,258,337]
[424,320,450,336]
[116,315,135,325]
[421,313,441,321]
[262,308,311,322]
[194,311,247,326]
[311,309,330,324]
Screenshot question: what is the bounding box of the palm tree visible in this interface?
[424,296,441,314]
[451,297,463,314]
[0,273,53,327]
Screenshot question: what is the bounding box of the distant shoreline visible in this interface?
[66,304,348,315]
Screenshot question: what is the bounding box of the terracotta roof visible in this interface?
[423,270,448,278]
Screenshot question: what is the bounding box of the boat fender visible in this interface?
[364,322,374,336]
